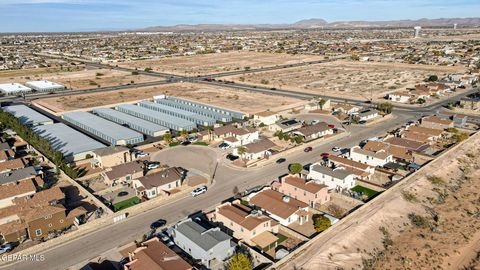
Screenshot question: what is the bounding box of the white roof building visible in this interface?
[0,83,31,95]
[25,80,65,92]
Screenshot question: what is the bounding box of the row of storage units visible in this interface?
[152,98,232,122]
[93,108,170,137]
[116,104,197,132]
[62,112,144,146]
[138,101,217,127]
[156,96,245,120]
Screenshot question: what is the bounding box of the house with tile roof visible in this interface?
[132,167,185,199]
[272,175,330,207]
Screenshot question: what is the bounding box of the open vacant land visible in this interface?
[117,51,325,75]
[34,82,302,114]
[223,60,466,100]
[0,68,160,90]
[279,132,480,270]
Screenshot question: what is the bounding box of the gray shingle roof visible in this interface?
[311,164,353,179]
[175,219,231,251]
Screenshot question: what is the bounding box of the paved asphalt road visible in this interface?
[2,109,416,270]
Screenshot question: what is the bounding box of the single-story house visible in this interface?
[132,167,185,199]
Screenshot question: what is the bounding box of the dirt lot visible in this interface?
[278,132,480,270]
[0,68,160,90]
[117,51,325,76]
[0,66,84,82]
[34,82,302,114]
[222,60,466,100]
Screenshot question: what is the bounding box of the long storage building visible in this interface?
[2,105,54,126]
[25,80,65,92]
[153,98,232,122]
[116,104,196,131]
[33,123,105,162]
[138,101,216,126]
[62,112,144,146]
[155,96,245,120]
[0,83,32,95]
[93,108,169,137]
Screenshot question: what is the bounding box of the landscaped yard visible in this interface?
[113,196,141,211]
[351,185,380,199]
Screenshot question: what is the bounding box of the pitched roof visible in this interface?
[294,122,331,137]
[175,219,231,252]
[401,131,432,143]
[249,189,307,219]
[422,116,453,125]
[244,139,276,154]
[0,158,27,173]
[351,147,391,160]
[328,155,370,171]
[137,167,182,189]
[105,160,144,180]
[93,146,129,156]
[217,203,270,231]
[407,126,444,137]
[283,176,328,194]
[384,137,426,151]
[0,166,38,185]
[126,238,192,270]
[310,164,354,180]
[0,178,36,201]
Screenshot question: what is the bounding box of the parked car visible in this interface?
[191,186,207,197]
[150,219,167,230]
[147,162,160,170]
[358,120,367,125]
[218,143,231,150]
[332,147,341,152]
[226,154,239,161]
[304,147,313,152]
[135,152,149,158]
[320,153,330,158]
[180,140,191,146]
[303,163,312,171]
[0,244,13,254]
[276,158,286,164]
[156,232,170,242]
[118,191,129,197]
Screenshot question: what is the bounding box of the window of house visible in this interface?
[240,228,244,232]
[253,230,256,235]
[126,175,131,180]
[35,229,42,236]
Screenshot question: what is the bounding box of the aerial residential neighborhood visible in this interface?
[0,1,480,270]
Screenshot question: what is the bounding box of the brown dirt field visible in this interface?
[34,82,301,114]
[0,68,160,90]
[0,66,84,81]
[117,51,325,76]
[222,60,466,99]
[278,132,480,270]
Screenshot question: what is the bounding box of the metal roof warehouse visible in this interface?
[0,83,32,95]
[93,108,169,137]
[138,101,217,126]
[33,123,105,162]
[25,80,65,92]
[2,105,54,126]
[153,98,233,122]
[62,111,144,146]
[116,104,196,131]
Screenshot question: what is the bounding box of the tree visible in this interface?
[289,163,303,175]
[237,146,246,157]
[313,214,331,232]
[179,130,188,138]
[377,102,394,114]
[163,133,172,143]
[229,253,252,270]
[294,136,303,144]
[452,132,469,143]
[318,99,327,110]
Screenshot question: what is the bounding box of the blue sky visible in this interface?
[1,0,480,32]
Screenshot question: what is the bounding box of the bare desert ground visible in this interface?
[278,131,480,270]
[34,82,302,114]
[117,51,325,76]
[223,60,466,100]
[0,68,160,90]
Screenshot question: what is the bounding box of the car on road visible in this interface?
[191,186,207,197]
[226,154,239,161]
[358,120,367,125]
[304,147,313,152]
[276,158,286,164]
[218,143,231,150]
[150,219,167,230]
[118,191,129,197]
[332,147,341,152]
[320,153,330,158]
[0,244,13,254]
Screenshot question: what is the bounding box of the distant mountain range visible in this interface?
[139,18,480,32]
